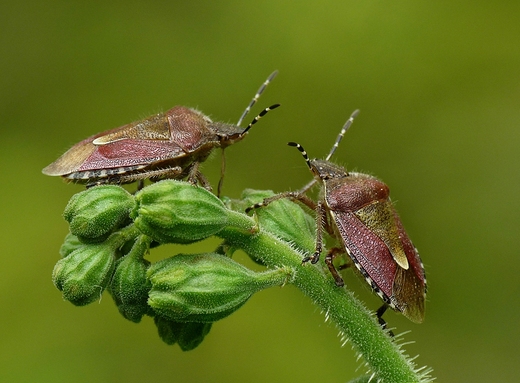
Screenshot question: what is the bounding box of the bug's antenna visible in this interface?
[237,70,278,126]
[325,109,360,161]
[288,141,318,193]
[241,104,280,136]
[219,71,277,197]
[288,142,312,170]
[218,103,279,198]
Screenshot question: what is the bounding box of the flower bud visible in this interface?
[59,232,84,258]
[240,189,315,254]
[154,316,212,351]
[148,253,293,323]
[64,185,135,243]
[52,242,116,306]
[109,236,152,323]
[131,180,228,244]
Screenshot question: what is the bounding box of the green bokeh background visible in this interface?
[1,1,518,382]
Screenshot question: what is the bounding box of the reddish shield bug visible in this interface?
[43,72,279,194]
[247,110,426,324]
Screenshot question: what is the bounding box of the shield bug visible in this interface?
[247,110,426,324]
[42,72,279,193]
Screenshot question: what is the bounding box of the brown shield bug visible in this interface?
[42,72,279,194]
[247,110,426,324]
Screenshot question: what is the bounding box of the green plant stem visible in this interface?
[219,210,422,383]
[111,224,141,247]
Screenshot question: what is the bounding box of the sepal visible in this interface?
[154,316,212,351]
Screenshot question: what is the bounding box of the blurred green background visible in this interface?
[1,1,519,382]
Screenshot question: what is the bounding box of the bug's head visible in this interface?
[309,159,348,180]
[288,109,359,182]
[288,143,348,181]
[212,122,249,148]
[217,71,279,150]
[216,104,280,149]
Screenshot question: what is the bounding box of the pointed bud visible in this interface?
[109,236,152,323]
[52,242,116,306]
[59,232,84,258]
[148,253,293,322]
[154,316,212,351]
[63,185,135,243]
[131,180,228,244]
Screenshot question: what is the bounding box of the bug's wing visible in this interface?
[92,115,171,144]
[43,136,187,176]
[393,265,425,323]
[43,106,217,177]
[77,139,187,171]
[42,118,170,176]
[333,209,426,323]
[332,210,398,305]
[392,210,426,323]
[42,135,100,176]
[325,176,409,269]
[354,201,410,270]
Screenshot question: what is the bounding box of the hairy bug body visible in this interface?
[247,110,426,324]
[43,72,279,192]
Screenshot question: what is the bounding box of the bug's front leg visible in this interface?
[245,191,317,214]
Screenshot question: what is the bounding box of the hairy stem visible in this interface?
[219,210,424,383]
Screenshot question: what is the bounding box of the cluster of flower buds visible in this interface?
[52,180,298,349]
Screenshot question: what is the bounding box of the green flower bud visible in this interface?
[131,180,228,244]
[64,185,135,243]
[52,242,116,306]
[59,232,84,258]
[154,316,212,351]
[109,235,152,323]
[148,253,293,322]
[240,189,316,254]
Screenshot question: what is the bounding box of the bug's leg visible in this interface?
[185,162,212,191]
[156,167,184,181]
[376,304,394,336]
[323,247,345,286]
[247,192,321,265]
[137,179,145,191]
[86,182,100,188]
[186,162,200,185]
[245,192,291,213]
[302,200,326,265]
[119,167,183,184]
[217,148,226,198]
[245,191,316,214]
[337,255,353,271]
[195,172,212,191]
[298,178,317,194]
[85,177,112,188]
